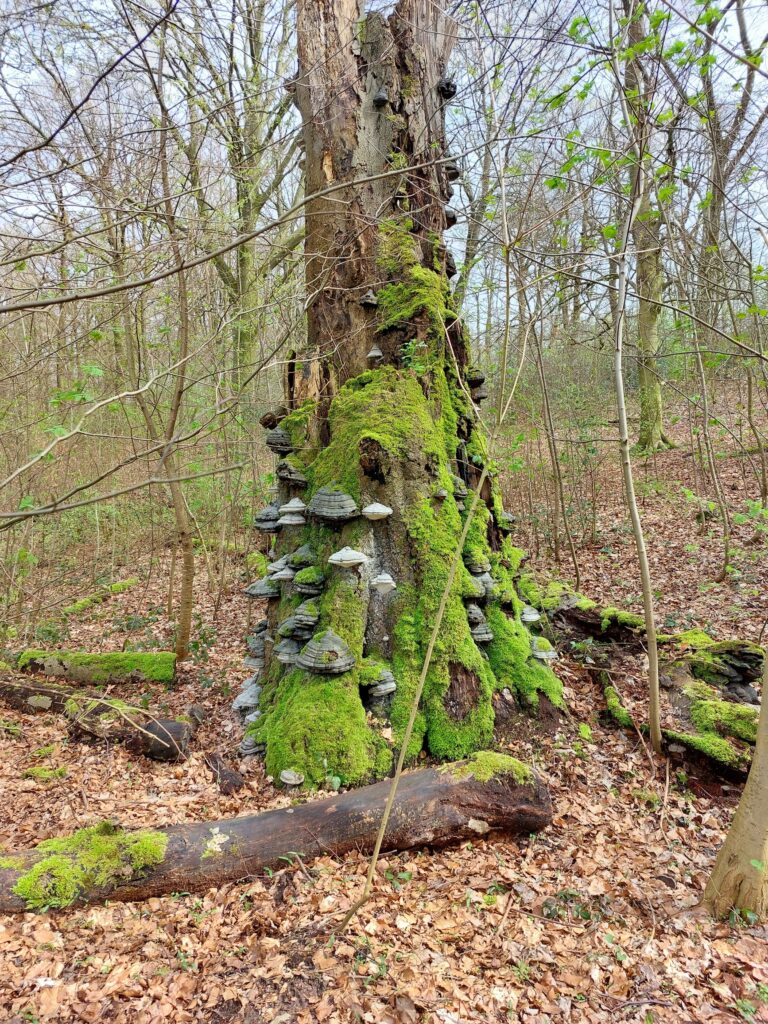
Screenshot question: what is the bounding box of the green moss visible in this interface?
[293,565,325,585]
[280,400,318,457]
[664,729,750,771]
[308,368,447,500]
[0,855,23,870]
[32,743,55,758]
[246,551,269,576]
[62,597,97,616]
[604,686,634,728]
[108,578,138,594]
[441,751,534,785]
[685,681,758,745]
[61,578,138,617]
[485,605,563,709]
[23,766,68,782]
[517,574,596,614]
[600,607,645,632]
[17,650,176,684]
[674,628,713,648]
[377,217,419,276]
[10,822,168,911]
[250,669,391,787]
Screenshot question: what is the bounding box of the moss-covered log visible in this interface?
[245,0,562,788]
[0,752,551,912]
[17,649,176,685]
[0,674,200,761]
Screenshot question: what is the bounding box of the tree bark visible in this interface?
[0,757,551,912]
[704,661,768,919]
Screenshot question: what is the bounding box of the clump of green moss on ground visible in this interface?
[17,650,176,684]
[517,574,596,614]
[663,729,750,772]
[23,766,68,782]
[441,750,533,785]
[10,822,168,910]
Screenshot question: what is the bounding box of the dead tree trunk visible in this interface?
[0,755,551,912]
[245,0,563,789]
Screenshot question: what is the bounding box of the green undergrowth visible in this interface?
[8,822,168,910]
[17,650,176,684]
[441,750,534,785]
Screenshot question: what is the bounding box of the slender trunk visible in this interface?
[611,28,663,754]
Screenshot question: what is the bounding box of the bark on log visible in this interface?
[0,757,551,912]
[204,752,246,795]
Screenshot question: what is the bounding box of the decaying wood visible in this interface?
[204,752,246,795]
[0,760,552,912]
[0,673,203,761]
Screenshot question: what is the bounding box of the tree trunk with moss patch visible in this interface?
[0,754,550,912]
[247,0,563,788]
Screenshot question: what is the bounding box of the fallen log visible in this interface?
[0,673,204,761]
[16,649,176,685]
[0,752,551,912]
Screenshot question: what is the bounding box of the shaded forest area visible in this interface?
[1,0,768,1020]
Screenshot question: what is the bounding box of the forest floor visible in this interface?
[1,440,768,1023]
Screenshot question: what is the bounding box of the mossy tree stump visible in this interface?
[247,0,563,787]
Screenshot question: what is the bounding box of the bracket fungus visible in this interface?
[296,630,356,674]
[362,502,393,520]
[275,638,301,665]
[445,206,458,227]
[288,544,317,568]
[244,577,281,600]
[277,461,308,488]
[254,503,281,532]
[265,427,294,455]
[272,565,297,582]
[531,637,558,661]
[367,344,384,363]
[280,769,305,787]
[521,605,541,624]
[471,622,495,644]
[373,86,389,109]
[328,547,368,569]
[308,486,359,524]
[360,289,379,309]
[445,160,461,181]
[466,603,486,626]
[371,572,397,595]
